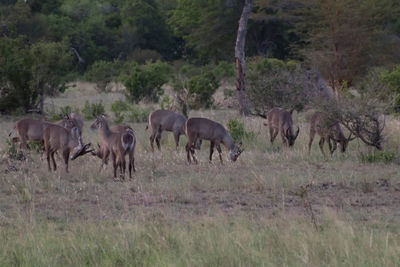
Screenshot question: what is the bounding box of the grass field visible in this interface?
[1,83,400,266]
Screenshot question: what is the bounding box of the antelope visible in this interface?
[90,116,136,179]
[265,107,300,147]
[308,112,355,156]
[185,117,243,164]
[91,124,134,169]
[57,112,84,135]
[43,124,92,172]
[10,116,75,149]
[146,109,189,151]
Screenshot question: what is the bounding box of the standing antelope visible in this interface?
[10,116,75,149]
[90,116,136,179]
[146,109,188,151]
[185,117,243,164]
[57,113,84,135]
[92,124,134,169]
[308,112,355,156]
[43,125,92,172]
[265,107,300,147]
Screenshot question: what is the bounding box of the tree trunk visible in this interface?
[235,0,252,116]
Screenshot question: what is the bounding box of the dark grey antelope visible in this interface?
[185,117,243,164]
[308,112,355,156]
[146,109,188,151]
[265,107,300,147]
[91,116,136,179]
[43,124,92,173]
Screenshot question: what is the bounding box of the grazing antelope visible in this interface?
[265,107,300,147]
[146,109,188,151]
[90,116,136,179]
[308,112,355,156]
[185,117,243,164]
[92,124,134,169]
[10,116,75,149]
[43,125,92,172]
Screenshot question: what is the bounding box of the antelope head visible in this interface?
[69,127,93,160]
[285,127,300,147]
[61,114,75,129]
[229,142,244,162]
[90,114,107,130]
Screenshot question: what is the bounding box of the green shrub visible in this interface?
[188,71,219,109]
[127,106,151,123]
[82,100,105,120]
[111,100,130,124]
[361,151,396,164]
[227,119,254,143]
[160,95,173,110]
[211,61,235,81]
[124,61,172,103]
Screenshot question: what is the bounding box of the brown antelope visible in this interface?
[57,113,84,134]
[146,109,188,151]
[43,125,92,172]
[308,112,355,156]
[91,124,134,169]
[90,116,136,179]
[185,117,243,164]
[10,116,75,149]
[265,107,300,147]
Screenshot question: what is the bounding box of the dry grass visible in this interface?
[1,83,400,265]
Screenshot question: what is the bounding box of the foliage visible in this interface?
[0,37,73,113]
[82,100,105,119]
[123,61,172,103]
[126,105,151,123]
[210,61,235,81]
[160,95,173,110]
[188,71,219,109]
[247,58,322,113]
[85,60,121,92]
[227,119,254,143]
[111,100,130,124]
[380,65,400,112]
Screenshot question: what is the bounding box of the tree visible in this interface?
[295,0,400,98]
[235,0,252,115]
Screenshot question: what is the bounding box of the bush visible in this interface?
[82,100,105,119]
[128,48,162,64]
[188,71,219,109]
[85,60,121,92]
[227,119,254,143]
[111,100,130,124]
[124,61,172,103]
[160,95,173,110]
[247,57,321,113]
[211,61,235,81]
[127,106,151,123]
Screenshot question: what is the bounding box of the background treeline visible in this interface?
[1,0,400,114]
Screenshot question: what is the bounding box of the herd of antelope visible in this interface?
[8,107,355,179]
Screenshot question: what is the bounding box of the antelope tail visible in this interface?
[121,132,135,152]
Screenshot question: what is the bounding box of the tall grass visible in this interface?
[1,213,399,266]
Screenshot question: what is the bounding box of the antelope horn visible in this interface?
[295,126,300,139]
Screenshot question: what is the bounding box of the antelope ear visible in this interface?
[238,141,243,148]
[289,108,295,115]
[101,114,107,118]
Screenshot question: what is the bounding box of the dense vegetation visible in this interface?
[1,0,399,114]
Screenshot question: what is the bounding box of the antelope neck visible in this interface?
[223,135,235,151]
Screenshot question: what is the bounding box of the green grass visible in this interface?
[1,83,400,266]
